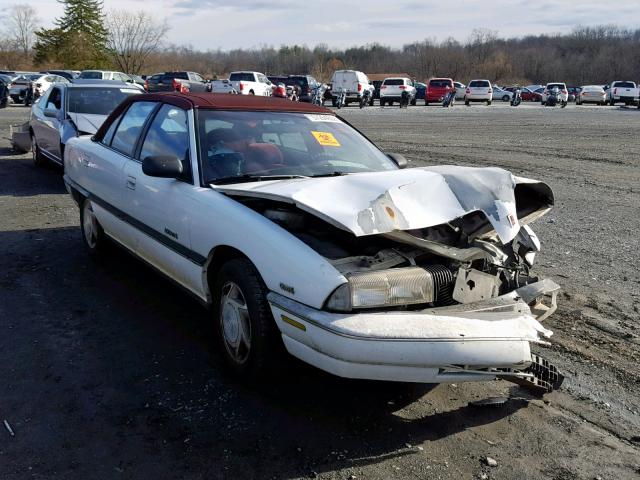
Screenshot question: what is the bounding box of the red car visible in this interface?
[425,77,453,105]
[521,87,543,102]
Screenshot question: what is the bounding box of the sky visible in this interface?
[1,0,639,50]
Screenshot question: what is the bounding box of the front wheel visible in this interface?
[487,100,492,106]
[214,258,282,378]
[502,95,510,102]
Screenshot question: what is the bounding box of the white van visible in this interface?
[330,70,374,106]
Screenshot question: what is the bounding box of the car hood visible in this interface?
[67,112,107,134]
[215,166,553,243]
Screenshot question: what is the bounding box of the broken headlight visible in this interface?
[325,267,437,312]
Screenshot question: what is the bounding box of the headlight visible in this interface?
[325,267,437,312]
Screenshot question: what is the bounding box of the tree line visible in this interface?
[1,0,640,85]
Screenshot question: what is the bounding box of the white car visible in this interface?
[464,79,493,105]
[330,70,374,107]
[492,86,513,102]
[31,73,70,100]
[540,83,568,105]
[454,82,466,100]
[63,93,563,392]
[379,77,416,106]
[576,85,606,105]
[229,71,273,96]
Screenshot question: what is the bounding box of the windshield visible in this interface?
[197,110,398,184]
[67,87,141,115]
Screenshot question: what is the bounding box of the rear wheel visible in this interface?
[410,98,416,106]
[424,100,429,106]
[80,198,108,258]
[213,258,283,379]
[487,100,492,106]
[380,99,385,107]
[31,134,46,167]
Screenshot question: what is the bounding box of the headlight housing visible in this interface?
[325,267,437,312]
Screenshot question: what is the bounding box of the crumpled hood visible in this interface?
[67,112,107,134]
[215,166,553,243]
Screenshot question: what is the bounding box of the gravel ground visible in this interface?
[0,102,639,479]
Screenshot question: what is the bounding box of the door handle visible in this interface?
[126,176,136,190]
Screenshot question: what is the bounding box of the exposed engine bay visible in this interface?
[236,196,546,313]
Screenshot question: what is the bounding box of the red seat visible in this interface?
[244,143,284,173]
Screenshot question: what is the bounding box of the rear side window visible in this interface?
[383,79,404,86]
[230,73,255,82]
[110,101,157,157]
[469,80,490,87]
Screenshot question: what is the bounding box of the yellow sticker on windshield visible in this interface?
[311,131,341,147]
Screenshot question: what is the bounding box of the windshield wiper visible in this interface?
[209,174,308,185]
[309,171,349,178]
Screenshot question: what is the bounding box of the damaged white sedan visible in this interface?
[64,93,563,393]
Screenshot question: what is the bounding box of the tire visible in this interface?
[609,99,614,106]
[502,95,510,102]
[424,100,429,106]
[410,98,417,106]
[487,100,492,106]
[465,98,470,106]
[80,198,108,258]
[369,97,374,106]
[31,134,47,167]
[388,101,393,106]
[213,258,283,379]
[541,101,545,106]
[380,99,385,107]
[249,90,255,95]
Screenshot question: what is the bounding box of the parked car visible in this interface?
[30,80,142,168]
[520,87,542,102]
[566,86,581,102]
[425,78,454,105]
[45,70,80,81]
[0,76,9,108]
[576,85,606,105]
[283,75,320,103]
[79,70,131,82]
[330,70,374,106]
[63,92,563,393]
[414,82,426,100]
[492,86,513,102]
[464,79,493,105]
[8,73,41,103]
[541,83,568,105]
[128,74,146,87]
[209,78,238,94]
[145,71,209,94]
[453,82,466,100]
[379,77,416,106]
[607,81,638,105]
[229,71,273,96]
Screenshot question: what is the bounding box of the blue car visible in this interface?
[414,82,426,100]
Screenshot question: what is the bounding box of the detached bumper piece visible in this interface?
[504,354,564,395]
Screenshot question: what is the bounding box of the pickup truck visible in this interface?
[228,71,273,96]
[607,81,639,105]
[145,71,209,94]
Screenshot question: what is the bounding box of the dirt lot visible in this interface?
[1,102,639,479]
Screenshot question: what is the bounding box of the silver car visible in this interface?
[30,80,142,169]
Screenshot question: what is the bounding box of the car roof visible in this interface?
[69,79,135,88]
[95,92,334,139]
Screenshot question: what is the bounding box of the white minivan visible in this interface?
[330,70,374,107]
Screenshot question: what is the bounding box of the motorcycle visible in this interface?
[359,89,371,109]
[311,84,325,106]
[335,87,347,109]
[545,87,566,108]
[273,83,299,101]
[442,87,456,107]
[399,90,410,108]
[511,87,522,106]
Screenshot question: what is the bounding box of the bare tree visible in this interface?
[105,10,169,74]
[7,5,39,56]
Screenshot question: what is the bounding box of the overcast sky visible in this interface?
[3,0,639,50]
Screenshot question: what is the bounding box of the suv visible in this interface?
[330,70,374,107]
[379,77,416,106]
[541,83,568,105]
[465,79,493,105]
[145,71,209,93]
[425,78,453,105]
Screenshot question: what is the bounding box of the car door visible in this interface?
[122,103,201,292]
[38,86,63,161]
[81,101,158,247]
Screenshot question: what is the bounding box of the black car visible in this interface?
[267,75,319,102]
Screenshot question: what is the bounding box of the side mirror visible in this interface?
[387,152,408,169]
[142,155,183,178]
[44,108,58,118]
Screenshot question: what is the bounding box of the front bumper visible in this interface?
[268,279,560,384]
